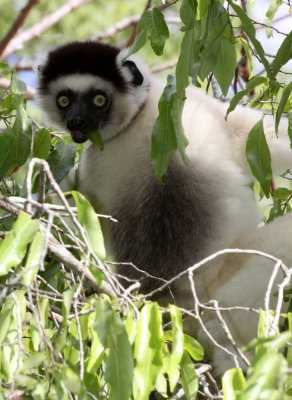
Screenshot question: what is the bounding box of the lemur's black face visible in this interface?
[56,88,111,143]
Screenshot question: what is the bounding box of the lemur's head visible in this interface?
[38,41,150,143]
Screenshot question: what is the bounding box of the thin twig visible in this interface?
[0,0,40,58]
[0,0,93,60]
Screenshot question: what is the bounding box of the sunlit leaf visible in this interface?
[168,305,184,391]
[180,351,198,400]
[11,104,32,167]
[9,75,27,95]
[240,349,287,400]
[61,366,82,394]
[183,333,204,361]
[22,231,44,286]
[94,301,133,400]
[1,93,23,114]
[0,214,39,276]
[133,303,163,400]
[20,353,46,372]
[222,368,246,399]
[72,190,105,262]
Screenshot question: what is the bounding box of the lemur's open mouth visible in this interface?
[70,131,88,143]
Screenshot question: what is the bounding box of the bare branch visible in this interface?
[158,0,179,10]
[0,0,40,59]
[92,16,180,42]
[151,59,178,73]
[0,0,93,61]
[0,196,115,298]
[0,77,36,100]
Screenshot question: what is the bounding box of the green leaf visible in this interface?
[85,129,104,150]
[33,128,51,159]
[21,353,46,372]
[171,93,190,166]
[267,331,292,352]
[272,30,292,79]
[164,331,204,361]
[226,77,267,117]
[168,306,184,391]
[133,303,163,400]
[198,0,211,18]
[155,372,168,397]
[0,290,26,382]
[180,0,197,31]
[94,301,133,400]
[151,75,178,182]
[55,287,75,353]
[198,35,221,82]
[0,214,39,276]
[47,141,76,184]
[229,1,271,76]
[183,334,204,361]
[127,26,147,57]
[22,231,45,285]
[246,119,272,198]
[198,2,229,82]
[222,368,246,400]
[275,81,292,134]
[72,190,105,261]
[180,351,198,400]
[1,93,23,114]
[11,104,32,167]
[142,8,169,56]
[127,8,169,57]
[213,37,237,96]
[264,0,282,37]
[240,348,287,400]
[0,62,9,75]
[0,127,13,180]
[289,112,292,149]
[9,75,27,95]
[60,366,82,394]
[273,187,292,200]
[286,313,292,395]
[87,313,104,373]
[176,28,194,96]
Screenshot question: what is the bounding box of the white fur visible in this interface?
[39,48,292,377]
[79,74,292,376]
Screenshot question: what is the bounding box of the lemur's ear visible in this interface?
[122,60,144,87]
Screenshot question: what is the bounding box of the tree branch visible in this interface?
[0,0,93,61]
[0,197,116,298]
[0,77,36,99]
[0,0,40,59]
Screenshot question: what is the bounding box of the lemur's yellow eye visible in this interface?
[93,94,106,107]
[57,95,69,107]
